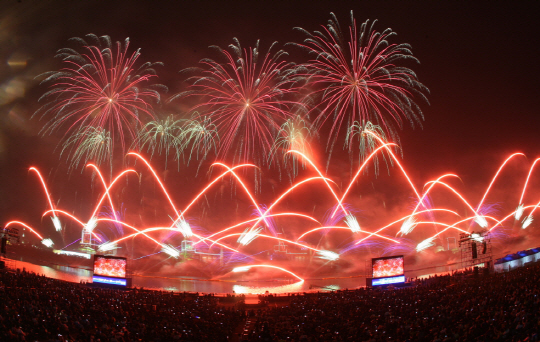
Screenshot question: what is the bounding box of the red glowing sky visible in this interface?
[0,1,539,265]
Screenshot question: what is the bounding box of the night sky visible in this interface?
[1,1,539,271]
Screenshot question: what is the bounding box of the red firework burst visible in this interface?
[36,34,165,158]
[294,11,428,153]
[175,38,302,165]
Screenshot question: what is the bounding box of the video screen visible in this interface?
[93,255,126,278]
[372,255,404,279]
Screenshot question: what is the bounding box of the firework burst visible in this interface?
[61,126,112,171]
[179,113,220,167]
[294,11,428,161]
[36,34,166,168]
[174,38,302,166]
[134,115,184,168]
[269,116,313,179]
[345,120,398,176]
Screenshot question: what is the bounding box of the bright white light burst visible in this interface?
[175,218,193,238]
[416,237,435,252]
[344,214,361,233]
[41,238,54,248]
[522,215,533,229]
[316,250,339,261]
[474,215,488,228]
[238,226,263,246]
[85,217,98,232]
[232,266,251,273]
[399,217,417,235]
[161,244,180,258]
[98,241,118,252]
[51,216,62,232]
[515,204,524,220]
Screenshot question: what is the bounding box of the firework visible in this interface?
[36,34,165,168]
[294,12,428,161]
[174,38,301,165]
[268,116,313,178]
[134,115,184,168]
[345,120,398,176]
[61,126,112,171]
[178,114,219,167]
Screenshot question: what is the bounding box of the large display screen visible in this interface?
[372,255,404,279]
[93,255,127,278]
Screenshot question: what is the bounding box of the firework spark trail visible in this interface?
[87,164,119,221]
[296,226,400,243]
[241,176,336,237]
[287,150,348,216]
[327,142,397,218]
[488,205,540,232]
[29,167,60,229]
[211,232,329,255]
[232,264,304,282]
[5,221,44,240]
[211,163,268,227]
[175,39,302,165]
[515,157,540,220]
[476,153,525,213]
[103,225,240,254]
[192,213,319,247]
[331,130,427,219]
[42,209,102,242]
[293,12,428,159]
[36,34,164,160]
[88,169,137,220]
[354,209,461,245]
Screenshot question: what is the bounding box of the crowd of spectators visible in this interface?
[1,262,540,342]
[246,265,540,342]
[0,270,243,341]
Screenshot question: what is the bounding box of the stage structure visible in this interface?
[371,255,405,286]
[459,230,492,270]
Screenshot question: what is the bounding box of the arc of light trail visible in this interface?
[421,214,504,243]
[488,205,538,232]
[29,167,57,218]
[42,209,103,242]
[193,212,319,247]
[88,169,137,220]
[102,224,240,254]
[355,208,461,245]
[97,219,171,250]
[86,163,120,221]
[128,151,257,233]
[210,232,327,254]
[363,130,422,200]
[233,264,304,282]
[424,180,483,219]
[5,221,43,240]
[476,153,525,211]
[128,152,181,215]
[243,176,336,235]
[211,162,268,227]
[330,143,398,218]
[411,174,460,217]
[296,226,399,243]
[518,158,540,205]
[423,218,486,243]
[286,149,348,216]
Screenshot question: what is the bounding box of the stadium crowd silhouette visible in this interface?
[1,263,539,341]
